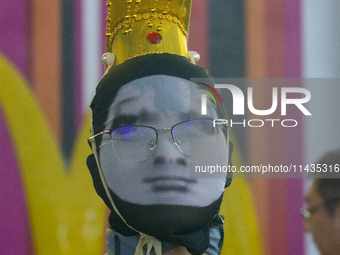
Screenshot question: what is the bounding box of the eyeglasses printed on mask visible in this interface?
[88,119,228,162]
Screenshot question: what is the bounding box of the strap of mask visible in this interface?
[135,233,162,255]
[90,119,162,255]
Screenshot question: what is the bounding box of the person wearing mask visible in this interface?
[86,1,233,254]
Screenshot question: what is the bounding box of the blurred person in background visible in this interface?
[302,150,340,255]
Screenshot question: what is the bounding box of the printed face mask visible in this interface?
[88,69,231,254]
[98,75,228,208]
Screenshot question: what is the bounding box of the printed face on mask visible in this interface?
[97,75,228,207]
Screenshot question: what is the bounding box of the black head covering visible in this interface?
[88,53,232,254]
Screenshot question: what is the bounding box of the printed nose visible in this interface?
[152,135,187,166]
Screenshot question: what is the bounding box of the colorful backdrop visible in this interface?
[1,0,340,255]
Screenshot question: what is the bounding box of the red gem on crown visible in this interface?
[147,32,162,44]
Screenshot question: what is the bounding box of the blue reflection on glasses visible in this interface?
[173,126,177,136]
[114,127,133,138]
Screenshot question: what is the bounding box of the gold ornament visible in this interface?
[105,0,192,65]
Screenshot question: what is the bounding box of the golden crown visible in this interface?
[105,0,193,65]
